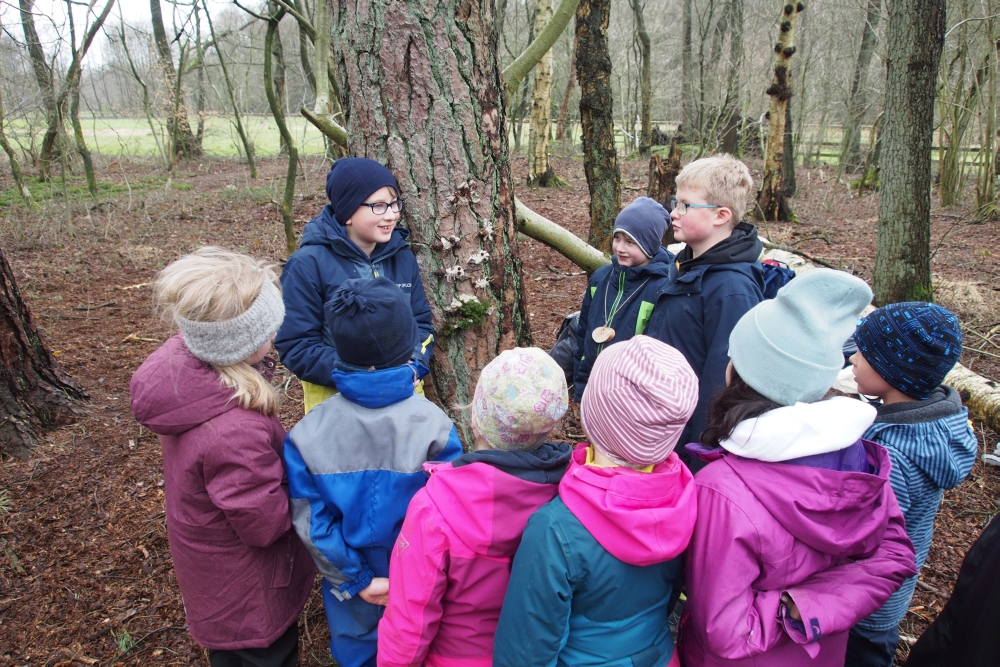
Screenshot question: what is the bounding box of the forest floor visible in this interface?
[0,153,998,666]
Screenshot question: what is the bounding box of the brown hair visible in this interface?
[700,367,782,450]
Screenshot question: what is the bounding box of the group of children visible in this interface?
[130,154,980,667]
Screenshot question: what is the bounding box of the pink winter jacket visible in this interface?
[377,443,572,667]
[130,335,315,650]
[679,440,917,666]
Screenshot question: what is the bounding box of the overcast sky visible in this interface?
[1,0,242,65]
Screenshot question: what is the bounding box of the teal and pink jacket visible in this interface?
[377,443,573,667]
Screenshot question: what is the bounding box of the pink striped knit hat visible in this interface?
[580,335,699,466]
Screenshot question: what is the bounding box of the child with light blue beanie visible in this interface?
[681,269,917,667]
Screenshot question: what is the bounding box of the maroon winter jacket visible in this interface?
[130,334,315,650]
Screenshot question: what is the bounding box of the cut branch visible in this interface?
[300,105,348,148]
[514,198,610,273]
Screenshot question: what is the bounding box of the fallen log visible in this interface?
[515,205,1000,434]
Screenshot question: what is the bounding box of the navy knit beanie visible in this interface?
[853,302,962,400]
[325,158,399,224]
[325,277,418,370]
[613,197,671,258]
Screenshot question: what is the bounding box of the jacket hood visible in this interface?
[726,440,896,559]
[867,386,975,489]
[559,445,697,566]
[300,204,411,262]
[676,221,762,273]
[421,442,572,556]
[720,396,877,462]
[129,334,238,436]
[610,247,675,280]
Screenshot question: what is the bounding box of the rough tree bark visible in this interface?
[556,36,576,142]
[648,134,683,209]
[334,0,531,432]
[527,0,560,186]
[873,0,945,304]
[756,0,801,222]
[841,0,882,172]
[630,0,652,155]
[576,0,621,252]
[0,246,86,458]
[150,0,202,158]
[782,101,796,196]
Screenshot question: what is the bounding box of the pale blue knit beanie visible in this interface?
[728,269,872,406]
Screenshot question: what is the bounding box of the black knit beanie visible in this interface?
[325,277,418,370]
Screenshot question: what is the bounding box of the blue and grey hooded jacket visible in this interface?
[284,364,462,600]
[573,248,674,402]
[274,205,435,387]
[857,386,978,630]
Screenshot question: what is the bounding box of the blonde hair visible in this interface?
[676,154,754,224]
[155,247,282,416]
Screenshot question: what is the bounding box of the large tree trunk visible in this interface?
[528,0,559,186]
[556,36,576,142]
[150,0,202,158]
[756,0,801,222]
[841,0,882,173]
[0,246,86,458]
[873,0,944,304]
[335,0,531,434]
[631,0,652,156]
[576,0,621,252]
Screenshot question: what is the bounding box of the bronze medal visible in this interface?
[592,326,616,344]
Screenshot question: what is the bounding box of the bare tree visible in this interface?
[873,0,945,304]
[150,0,201,159]
[576,0,621,252]
[840,0,882,172]
[756,0,802,222]
[527,0,560,186]
[630,0,651,155]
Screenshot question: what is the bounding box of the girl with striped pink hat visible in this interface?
[494,335,699,667]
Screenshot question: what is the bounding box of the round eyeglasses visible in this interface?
[361,199,404,215]
[668,198,721,216]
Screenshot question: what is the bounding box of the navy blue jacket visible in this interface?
[645,222,764,460]
[275,205,435,387]
[573,248,674,401]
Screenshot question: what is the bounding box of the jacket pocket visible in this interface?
[269,534,294,589]
[629,644,660,667]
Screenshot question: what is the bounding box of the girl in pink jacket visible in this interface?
[679,269,917,667]
[377,348,572,667]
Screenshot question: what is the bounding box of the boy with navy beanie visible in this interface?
[284,277,462,667]
[275,158,436,413]
[573,197,674,401]
[846,302,978,667]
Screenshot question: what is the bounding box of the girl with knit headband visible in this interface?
[130,247,315,666]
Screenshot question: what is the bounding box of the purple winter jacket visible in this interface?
[680,440,916,666]
[130,334,315,650]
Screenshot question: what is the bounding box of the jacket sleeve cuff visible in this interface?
[339,566,375,599]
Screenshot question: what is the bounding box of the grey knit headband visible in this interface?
[176,280,285,366]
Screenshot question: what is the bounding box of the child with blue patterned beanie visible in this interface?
[846,302,979,667]
[283,277,462,667]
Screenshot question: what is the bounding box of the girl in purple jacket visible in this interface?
[679,269,917,667]
[130,247,315,667]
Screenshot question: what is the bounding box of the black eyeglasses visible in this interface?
[361,199,404,215]
[667,198,721,216]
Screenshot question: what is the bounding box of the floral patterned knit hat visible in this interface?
[471,347,569,451]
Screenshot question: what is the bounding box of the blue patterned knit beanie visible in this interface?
[853,302,962,400]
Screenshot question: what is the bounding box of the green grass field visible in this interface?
[5,114,332,158]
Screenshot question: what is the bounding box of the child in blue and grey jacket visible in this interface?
[284,277,462,667]
[573,197,673,401]
[845,302,978,667]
